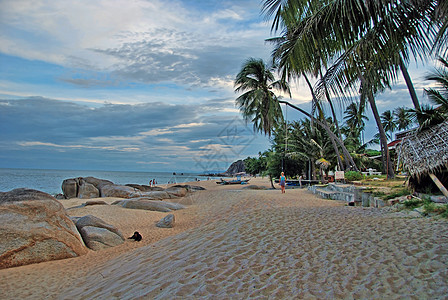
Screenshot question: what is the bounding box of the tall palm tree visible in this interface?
[261,0,439,179]
[343,101,369,144]
[394,106,413,131]
[381,110,397,141]
[234,58,290,136]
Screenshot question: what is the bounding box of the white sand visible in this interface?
[1,178,447,299]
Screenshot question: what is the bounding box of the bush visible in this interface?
[383,188,410,200]
[403,198,423,209]
[345,171,363,181]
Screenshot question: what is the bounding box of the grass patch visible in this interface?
[382,188,410,200]
[403,198,423,209]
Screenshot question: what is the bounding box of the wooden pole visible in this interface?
[429,173,448,199]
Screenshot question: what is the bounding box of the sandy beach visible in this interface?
[1,177,447,299]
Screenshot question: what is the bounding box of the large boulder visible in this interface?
[62,178,78,199]
[165,186,188,198]
[78,181,99,199]
[0,189,88,269]
[112,199,185,212]
[100,185,136,198]
[62,177,114,199]
[83,177,114,190]
[78,227,124,251]
[75,215,124,250]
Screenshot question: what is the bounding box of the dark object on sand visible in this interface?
[128,231,142,242]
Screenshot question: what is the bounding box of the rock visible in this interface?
[100,185,136,198]
[0,188,88,269]
[75,215,124,250]
[165,186,188,198]
[156,214,175,228]
[83,200,108,206]
[75,215,124,239]
[128,191,171,200]
[113,199,185,212]
[225,159,245,176]
[83,177,114,190]
[78,181,99,199]
[79,226,125,251]
[62,178,78,199]
[126,184,164,192]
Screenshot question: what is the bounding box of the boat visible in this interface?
[216,178,250,185]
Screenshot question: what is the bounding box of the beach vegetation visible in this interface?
[235,1,447,192]
[344,171,363,182]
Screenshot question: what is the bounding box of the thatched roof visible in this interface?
[398,119,448,178]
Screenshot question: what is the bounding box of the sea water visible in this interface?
[0,168,216,195]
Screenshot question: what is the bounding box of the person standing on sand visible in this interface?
[280,172,286,194]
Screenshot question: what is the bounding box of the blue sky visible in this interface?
[0,0,438,172]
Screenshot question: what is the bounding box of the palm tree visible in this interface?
[425,57,448,114]
[381,110,397,141]
[409,57,448,130]
[261,0,439,179]
[394,106,413,131]
[343,101,369,145]
[234,58,290,136]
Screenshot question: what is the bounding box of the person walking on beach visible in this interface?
[280,172,286,194]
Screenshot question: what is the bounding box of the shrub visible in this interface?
[403,198,423,209]
[345,171,363,181]
[383,188,411,200]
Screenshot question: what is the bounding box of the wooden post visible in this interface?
[429,173,448,199]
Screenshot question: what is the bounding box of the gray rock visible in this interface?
[113,199,185,212]
[79,226,125,251]
[83,177,114,190]
[156,214,175,228]
[0,188,87,269]
[165,186,189,198]
[78,181,100,199]
[101,185,136,198]
[76,215,124,250]
[83,200,108,206]
[128,190,171,200]
[125,184,164,192]
[76,215,124,239]
[62,178,78,199]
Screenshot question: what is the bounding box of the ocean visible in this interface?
[0,168,218,195]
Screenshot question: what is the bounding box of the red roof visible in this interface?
[387,139,402,148]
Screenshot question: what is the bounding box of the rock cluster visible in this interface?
[61,177,203,200]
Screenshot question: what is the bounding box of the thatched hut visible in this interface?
[398,119,448,199]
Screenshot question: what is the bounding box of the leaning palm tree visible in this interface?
[234,58,290,136]
[235,58,359,170]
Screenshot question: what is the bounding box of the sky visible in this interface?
[0,0,438,173]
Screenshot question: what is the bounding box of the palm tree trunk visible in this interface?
[319,68,343,140]
[399,57,421,112]
[303,73,345,171]
[368,92,394,178]
[277,99,359,171]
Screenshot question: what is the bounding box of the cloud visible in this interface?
[0,97,269,171]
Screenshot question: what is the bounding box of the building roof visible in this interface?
[398,119,448,178]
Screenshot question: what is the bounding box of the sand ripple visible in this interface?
[62,191,448,299]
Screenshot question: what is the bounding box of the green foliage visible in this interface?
[345,171,363,181]
[403,198,423,209]
[382,188,410,200]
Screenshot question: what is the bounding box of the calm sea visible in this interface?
[0,168,217,195]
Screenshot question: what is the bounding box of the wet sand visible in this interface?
[1,178,447,299]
